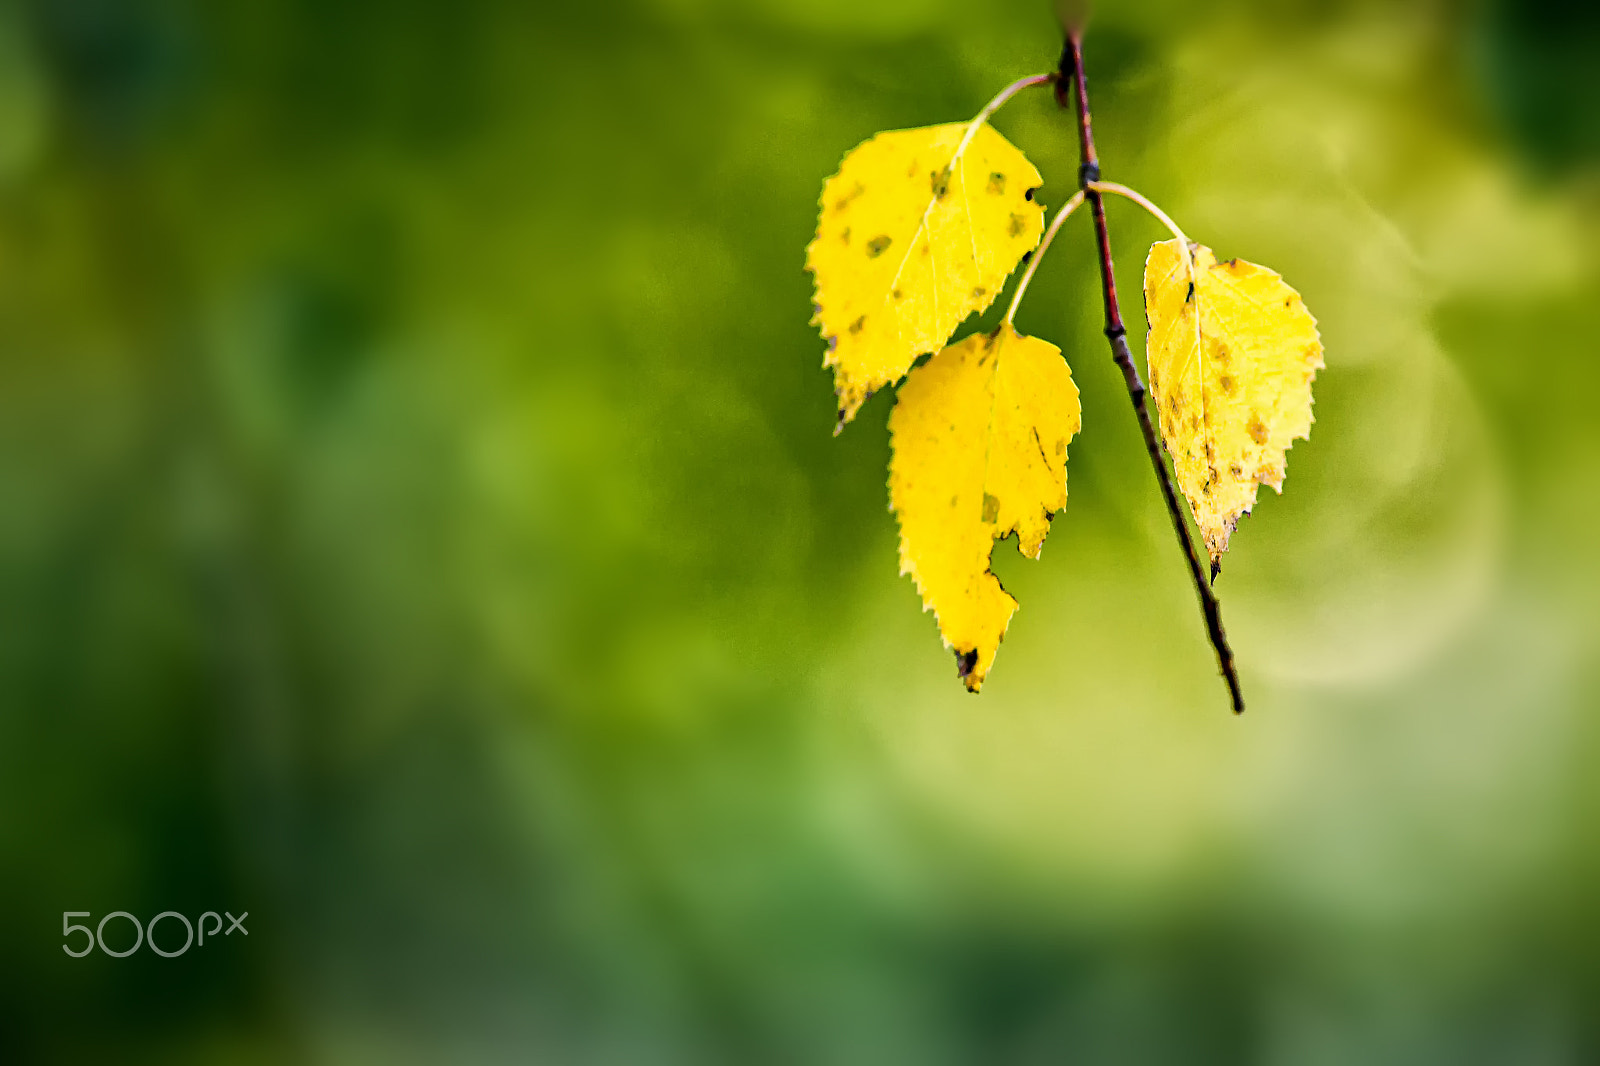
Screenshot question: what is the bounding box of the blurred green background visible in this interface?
[3,0,1599,1061]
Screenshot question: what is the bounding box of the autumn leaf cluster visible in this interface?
[806,73,1323,694]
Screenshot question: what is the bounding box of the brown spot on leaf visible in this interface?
[892,288,903,300]
[972,286,987,299]
[849,315,866,334]
[956,648,979,684]
[982,493,999,523]
[1229,463,1243,478]
[1248,418,1268,444]
[930,169,950,199]
[833,183,865,212]
[866,234,892,257]
[840,227,850,244]
[1219,374,1236,394]
[1008,213,1025,237]
[987,172,1006,194]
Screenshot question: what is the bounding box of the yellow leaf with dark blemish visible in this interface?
[888,323,1080,692]
[1143,239,1324,565]
[806,123,1045,427]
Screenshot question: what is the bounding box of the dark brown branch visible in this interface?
[1056,31,1246,714]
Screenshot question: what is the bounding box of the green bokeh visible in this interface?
[3,0,1599,1062]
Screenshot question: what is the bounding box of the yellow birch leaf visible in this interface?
[888,323,1080,692]
[807,122,1045,428]
[1143,238,1325,567]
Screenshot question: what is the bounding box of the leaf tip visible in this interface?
[956,648,982,692]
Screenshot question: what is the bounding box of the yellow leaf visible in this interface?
[1143,239,1324,566]
[807,122,1045,428]
[888,323,1080,692]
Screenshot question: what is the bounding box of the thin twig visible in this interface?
[1004,190,1085,325]
[1059,31,1245,714]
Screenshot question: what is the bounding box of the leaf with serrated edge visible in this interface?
[1143,238,1324,566]
[888,323,1080,691]
[807,123,1044,428]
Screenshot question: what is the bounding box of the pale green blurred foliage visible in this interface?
[3,0,1599,1063]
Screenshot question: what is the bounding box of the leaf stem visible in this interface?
[952,73,1054,163]
[1058,31,1245,714]
[1004,190,1085,326]
[1089,180,1202,402]
[1088,181,1190,246]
